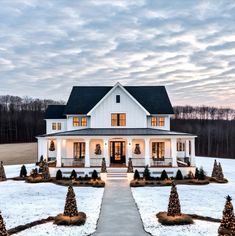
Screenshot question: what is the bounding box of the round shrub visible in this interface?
[70,170,77,179]
[160,170,168,180]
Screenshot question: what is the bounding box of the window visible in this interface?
[57,123,61,130]
[74,142,85,159]
[152,142,165,160]
[151,117,157,126]
[177,141,185,151]
[158,117,165,127]
[116,95,120,103]
[52,123,57,130]
[81,117,87,126]
[111,113,126,126]
[73,117,79,127]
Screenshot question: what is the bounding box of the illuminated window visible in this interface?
[152,142,165,160]
[73,117,79,127]
[81,117,87,126]
[111,113,126,126]
[74,142,85,159]
[151,117,157,126]
[158,117,165,127]
[177,141,185,151]
[57,123,61,130]
[119,113,126,126]
[52,123,57,130]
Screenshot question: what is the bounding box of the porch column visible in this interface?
[56,139,62,167]
[185,140,190,157]
[103,139,109,167]
[191,138,196,166]
[145,138,150,166]
[85,139,90,167]
[171,138,177,167]
[42,139,48,161]
[127,138,132,165]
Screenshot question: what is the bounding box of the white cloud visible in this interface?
[0,0,234,108]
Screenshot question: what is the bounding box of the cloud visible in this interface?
[0,0,234,108]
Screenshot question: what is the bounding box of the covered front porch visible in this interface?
[37,135,196,169]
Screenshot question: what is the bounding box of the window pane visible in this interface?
[158,117,165,126]
[73,117,79,126]
[116,95,120,103]
[119,113,126,126]
[151,117,157,126]
[57,123,61,130]
[81,117,87,126]
[111,114,118,126]
[52,123,56,130]
[74,142,79,158]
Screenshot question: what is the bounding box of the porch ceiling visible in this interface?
[38,128,196,138]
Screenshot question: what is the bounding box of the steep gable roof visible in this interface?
[45,105,66,119]
[64,85,174,115]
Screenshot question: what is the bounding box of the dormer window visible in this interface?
[116,95,120,103]
[73,117,80,127]
[73,117,87,127]
[151,116,165,127]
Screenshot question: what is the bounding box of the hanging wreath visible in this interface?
[95,144,102,155]
[134,144,141,154]
[49,140,55,151]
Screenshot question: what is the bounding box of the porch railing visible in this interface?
[61,158,85,167]
[90,158,103,167]
[132,158,145,167]
[150,158,172,167]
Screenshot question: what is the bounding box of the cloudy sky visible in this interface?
[0,0,235,108]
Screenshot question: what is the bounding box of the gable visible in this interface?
[63,85,174,115]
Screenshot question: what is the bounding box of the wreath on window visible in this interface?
[49,140,55,151]
[95,144,102,155]
[134,144,141,154]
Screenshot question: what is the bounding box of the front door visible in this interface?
[110,141,126,164]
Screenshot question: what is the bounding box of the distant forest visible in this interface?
[0,95,234,158]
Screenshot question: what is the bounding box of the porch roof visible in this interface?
[38,128,196,138]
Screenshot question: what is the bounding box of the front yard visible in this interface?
[132,157,235,236]
[0,166,104,235]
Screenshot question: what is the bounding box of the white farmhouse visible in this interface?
[37,83,196,178]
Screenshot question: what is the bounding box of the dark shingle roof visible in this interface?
[45,105,66,119]
[38,128,195,137]
[63,86,174,115]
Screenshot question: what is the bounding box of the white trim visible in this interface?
[87,82,150,115]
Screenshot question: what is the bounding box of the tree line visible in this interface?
[0,96,234,158]
[0,95,64,143]
[171,106,235,158]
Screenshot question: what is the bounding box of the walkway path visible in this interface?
[93,179,150,236]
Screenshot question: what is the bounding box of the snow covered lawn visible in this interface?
[0,165,104,236]
[132,157,235,236]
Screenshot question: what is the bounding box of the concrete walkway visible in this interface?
[93,179,149,236]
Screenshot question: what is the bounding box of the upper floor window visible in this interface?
[81,117,87,126]
[73,117,80,127]
[52,122,57,130]
[151,117,157,126]
[111,113,126,126]
[177,141,185,151]
[151,116,165,127]
[116,95,120,103]
[73,117,87,127]
[57,123,61,130]
[159,117,165,127]
[52,122,61,130]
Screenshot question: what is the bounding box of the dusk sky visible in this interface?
[0,0,235,108]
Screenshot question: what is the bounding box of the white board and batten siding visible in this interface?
[89,86,147,128]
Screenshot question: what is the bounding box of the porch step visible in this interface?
[106,172,128,179]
